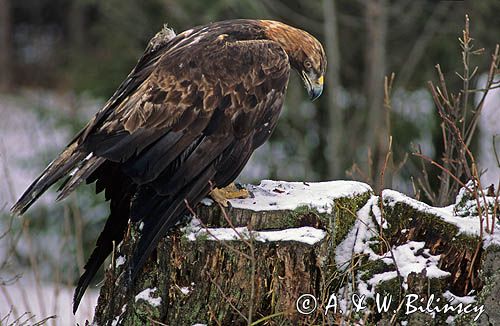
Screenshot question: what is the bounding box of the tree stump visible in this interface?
[91,180,500,325]
[92,181,371,325]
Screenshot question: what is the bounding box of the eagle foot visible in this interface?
[210,183,250,207]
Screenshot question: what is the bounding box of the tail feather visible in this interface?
[11,143,86,215]
[72,194,131,313]
[130,165,214,281]
[73,247,110,314]
[57,155,106,202]
[73,163,134,313]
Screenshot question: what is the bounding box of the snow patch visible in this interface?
[363,239,450,295]
[200,198,214,206]
[135,288,162,307]
[186,223,326,246]
[373,241,450,287]
[382,189,454,221]
[371,197,387,229]
[335,196,379,269]
[443,290,476,305]
[115,256,125,268]
[229,180,372,214]
[180,286,192,295]
[255,227,326,245]
[181,217,203,241]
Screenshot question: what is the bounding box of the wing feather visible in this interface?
[11,25,180,215]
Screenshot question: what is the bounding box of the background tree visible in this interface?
[0,0,12,91]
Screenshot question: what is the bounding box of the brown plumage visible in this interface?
[11,19,326,312]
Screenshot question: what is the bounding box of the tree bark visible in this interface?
[322,0,343,179]
[363,0,391,190]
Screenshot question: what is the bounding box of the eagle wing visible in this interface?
[64,32,289,310]
[10,26,177,215]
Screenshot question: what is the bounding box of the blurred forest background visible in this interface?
[0,0,499,324]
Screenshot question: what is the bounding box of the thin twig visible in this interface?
[413,152,469,190]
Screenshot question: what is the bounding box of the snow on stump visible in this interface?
[92,180,372,325]
[335,188,500,325]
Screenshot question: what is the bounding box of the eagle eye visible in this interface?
[304,60,312,69]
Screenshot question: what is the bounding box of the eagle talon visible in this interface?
[210,183,250,207]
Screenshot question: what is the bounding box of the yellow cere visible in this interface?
[318,75,324,85]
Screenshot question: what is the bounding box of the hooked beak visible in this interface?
[301,72,324,101]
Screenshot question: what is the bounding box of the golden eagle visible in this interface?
[11,19,326,312]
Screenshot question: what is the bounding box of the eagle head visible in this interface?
[260,20,326,101]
